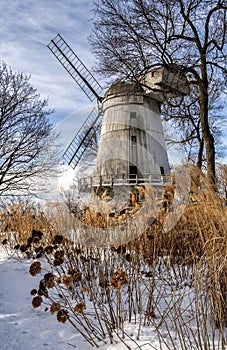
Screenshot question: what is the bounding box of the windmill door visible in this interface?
[129,165,138,184]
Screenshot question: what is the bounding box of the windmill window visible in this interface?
[131,135,137,144]
[130,112,136,119]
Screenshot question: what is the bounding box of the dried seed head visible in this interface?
[73,303,86,314]
[68,268,82,282]
[53,235,64,245]
[110,270,129,289]
[33,237,41,244]
[27,237,33,245]
[44,246,54,255]
[50,302,61,314]
[38,280,48,297]
[56,277,61,284]
[80,255,89,263]
[43,273,55,289]
[125,253,133,262]
[54,250,65,265]
[145,310,156,319]
[31,229,43,239]
[29,261,41,276]
[20,244,28,252]
[35,246,43,253]
[53,257,64,266]
[57,309,69,323]
[61,274,73,288]
[116,246,126,254]
[32,296,42,308]
[30,289,37,296]
[74,248,82,254]
[54,250,64,259]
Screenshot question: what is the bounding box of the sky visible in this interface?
[0,0,98,127]
[0,0,226,175]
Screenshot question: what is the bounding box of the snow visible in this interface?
[0,248,85,350]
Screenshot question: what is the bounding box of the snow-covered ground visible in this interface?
[0,247,226,350]
[0,248,164,350]
[0,248,84,350]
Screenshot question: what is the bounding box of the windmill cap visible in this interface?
[104,80,144,98]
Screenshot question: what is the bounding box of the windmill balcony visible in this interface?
[78,173,171,192]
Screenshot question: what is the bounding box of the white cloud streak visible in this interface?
[0,0,96,115]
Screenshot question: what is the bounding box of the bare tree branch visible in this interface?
[0,62,60,196]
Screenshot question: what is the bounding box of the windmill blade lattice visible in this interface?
[47,34,103,102]
[63,107,102,168]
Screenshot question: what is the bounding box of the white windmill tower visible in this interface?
[48,34,189,204]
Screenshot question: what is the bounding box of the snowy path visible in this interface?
[0,250,88,350]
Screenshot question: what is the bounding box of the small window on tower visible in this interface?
[130,112,136,119]
[131,135,137,143]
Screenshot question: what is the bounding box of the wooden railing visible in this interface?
[78,173,171,192]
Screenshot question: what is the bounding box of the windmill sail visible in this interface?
[63,107,101,168]
[47,34,103,102]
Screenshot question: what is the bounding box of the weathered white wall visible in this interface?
[94,82,170,180]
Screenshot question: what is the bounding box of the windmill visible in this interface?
[48,34,189,202]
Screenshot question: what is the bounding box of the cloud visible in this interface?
[0,0,97,116]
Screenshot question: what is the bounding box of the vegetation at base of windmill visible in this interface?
[3,183,221,347]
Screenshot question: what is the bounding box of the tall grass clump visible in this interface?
[0,200,55,256]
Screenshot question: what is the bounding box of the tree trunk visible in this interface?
[199,59,216,187]
[196,138,204,169]
[199,95,216,187]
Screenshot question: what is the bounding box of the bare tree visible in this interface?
[163,79,226,168]
[90,0,227,187]
[0,62,59,196]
